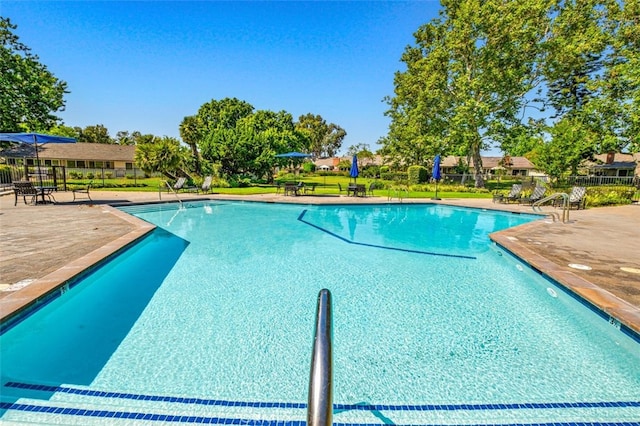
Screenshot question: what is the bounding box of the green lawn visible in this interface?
[68,174,495,199]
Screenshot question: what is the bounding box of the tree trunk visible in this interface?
[472,147,485,188]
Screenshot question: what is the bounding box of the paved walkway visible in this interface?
[1,189,639,333]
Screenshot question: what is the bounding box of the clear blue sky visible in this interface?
[3,1,447,155]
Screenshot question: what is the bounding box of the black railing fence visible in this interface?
[0,165,151,191]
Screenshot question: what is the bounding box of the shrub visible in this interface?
[361,165,380,178]
[407,165,428,184]
[125,174,135,179]
[214,177,231,188]
[302,162,316,173]
[69,171,83,179]
[105,172,113,179]
[380,171,408,182]
[86,172,95,179]
[584,187,635,207]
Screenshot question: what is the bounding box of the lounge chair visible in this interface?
[200,176,213,193]
[367,182,376,197]
[13,181,38,206]
[494,184,522,203]
[172,177,197,192]
[172,177,187,191]
[567,186,587,210]
[518,185,546,205]
[72,180,92,202]
[303,182,317,195]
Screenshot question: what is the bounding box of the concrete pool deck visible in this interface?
[1,189,639,334]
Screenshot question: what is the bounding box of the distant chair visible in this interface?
[172,177,187,191]
[568,186,587,210]
[367,182,376,197]
[12,181,38,206]
[518,185,546,205]
[200,176,213,193]
[72,180,92,202]
[493,184,522,203]
[172,177,197,192]
[337,183,346,194]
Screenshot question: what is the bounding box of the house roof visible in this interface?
[441,156,535,169]
[588,153,640,174]
[1,143,136,162]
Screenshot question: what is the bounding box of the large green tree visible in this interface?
[384,0,551,187]
[295,113,346,157]
[183,98,310,178]
[134,136,188,180]
[75,124,113,144]
[0,17,68,132]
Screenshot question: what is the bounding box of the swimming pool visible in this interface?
[1,201,639,425]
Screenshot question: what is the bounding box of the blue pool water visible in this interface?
[1,201,639,424]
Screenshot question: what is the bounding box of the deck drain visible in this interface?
[620,267,640,274]
[568,263,592,271]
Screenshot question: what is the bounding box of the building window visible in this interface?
[125,163,133,170]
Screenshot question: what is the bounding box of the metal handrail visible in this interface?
[161,180,183,208]
[532,192,569,223]
[308,289,333,426]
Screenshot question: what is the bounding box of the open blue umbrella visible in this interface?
[0,132,76,188]
[432,154,442,200]
[275,151,311,175]
[274,151,311,158]
[349,154,359,183]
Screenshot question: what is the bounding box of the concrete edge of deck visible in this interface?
[490,221,640,336]
[0,206,155,325]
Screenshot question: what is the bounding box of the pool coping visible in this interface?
[0,206,155,328]
[490,222,640,338]
[1,197,639,341]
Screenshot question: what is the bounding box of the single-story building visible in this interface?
[588,152,640,177]
[440,156,538,177]
[0,143,137,177]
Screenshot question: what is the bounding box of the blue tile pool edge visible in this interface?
[1,401,638,426]
[4,381,639,414]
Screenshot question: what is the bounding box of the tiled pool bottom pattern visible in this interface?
[2,382,639,425]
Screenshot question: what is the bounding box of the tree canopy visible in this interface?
[294,113,346,158]
[383,0,639,185]
[0,17,68,132]
[180,98,345,179]
[383,0,550,187]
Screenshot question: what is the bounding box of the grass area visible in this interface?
[66,174,636,204]
[68,174,495,199]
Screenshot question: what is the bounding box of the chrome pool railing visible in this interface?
[533,192,569,222]
[308,289,333,426]
[160,180,183,208]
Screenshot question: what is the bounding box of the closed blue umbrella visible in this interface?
[349,154,359,183]
[432,154,442,200]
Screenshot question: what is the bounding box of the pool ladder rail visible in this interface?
[160,180,183,208]
[532,192,570,223]
[308,289,333,426]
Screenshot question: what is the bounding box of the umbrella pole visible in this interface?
[432,179,441,201]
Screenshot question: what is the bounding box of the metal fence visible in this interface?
[0,165,149,190]
[0,165,68,190]
[566,175,638,187]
